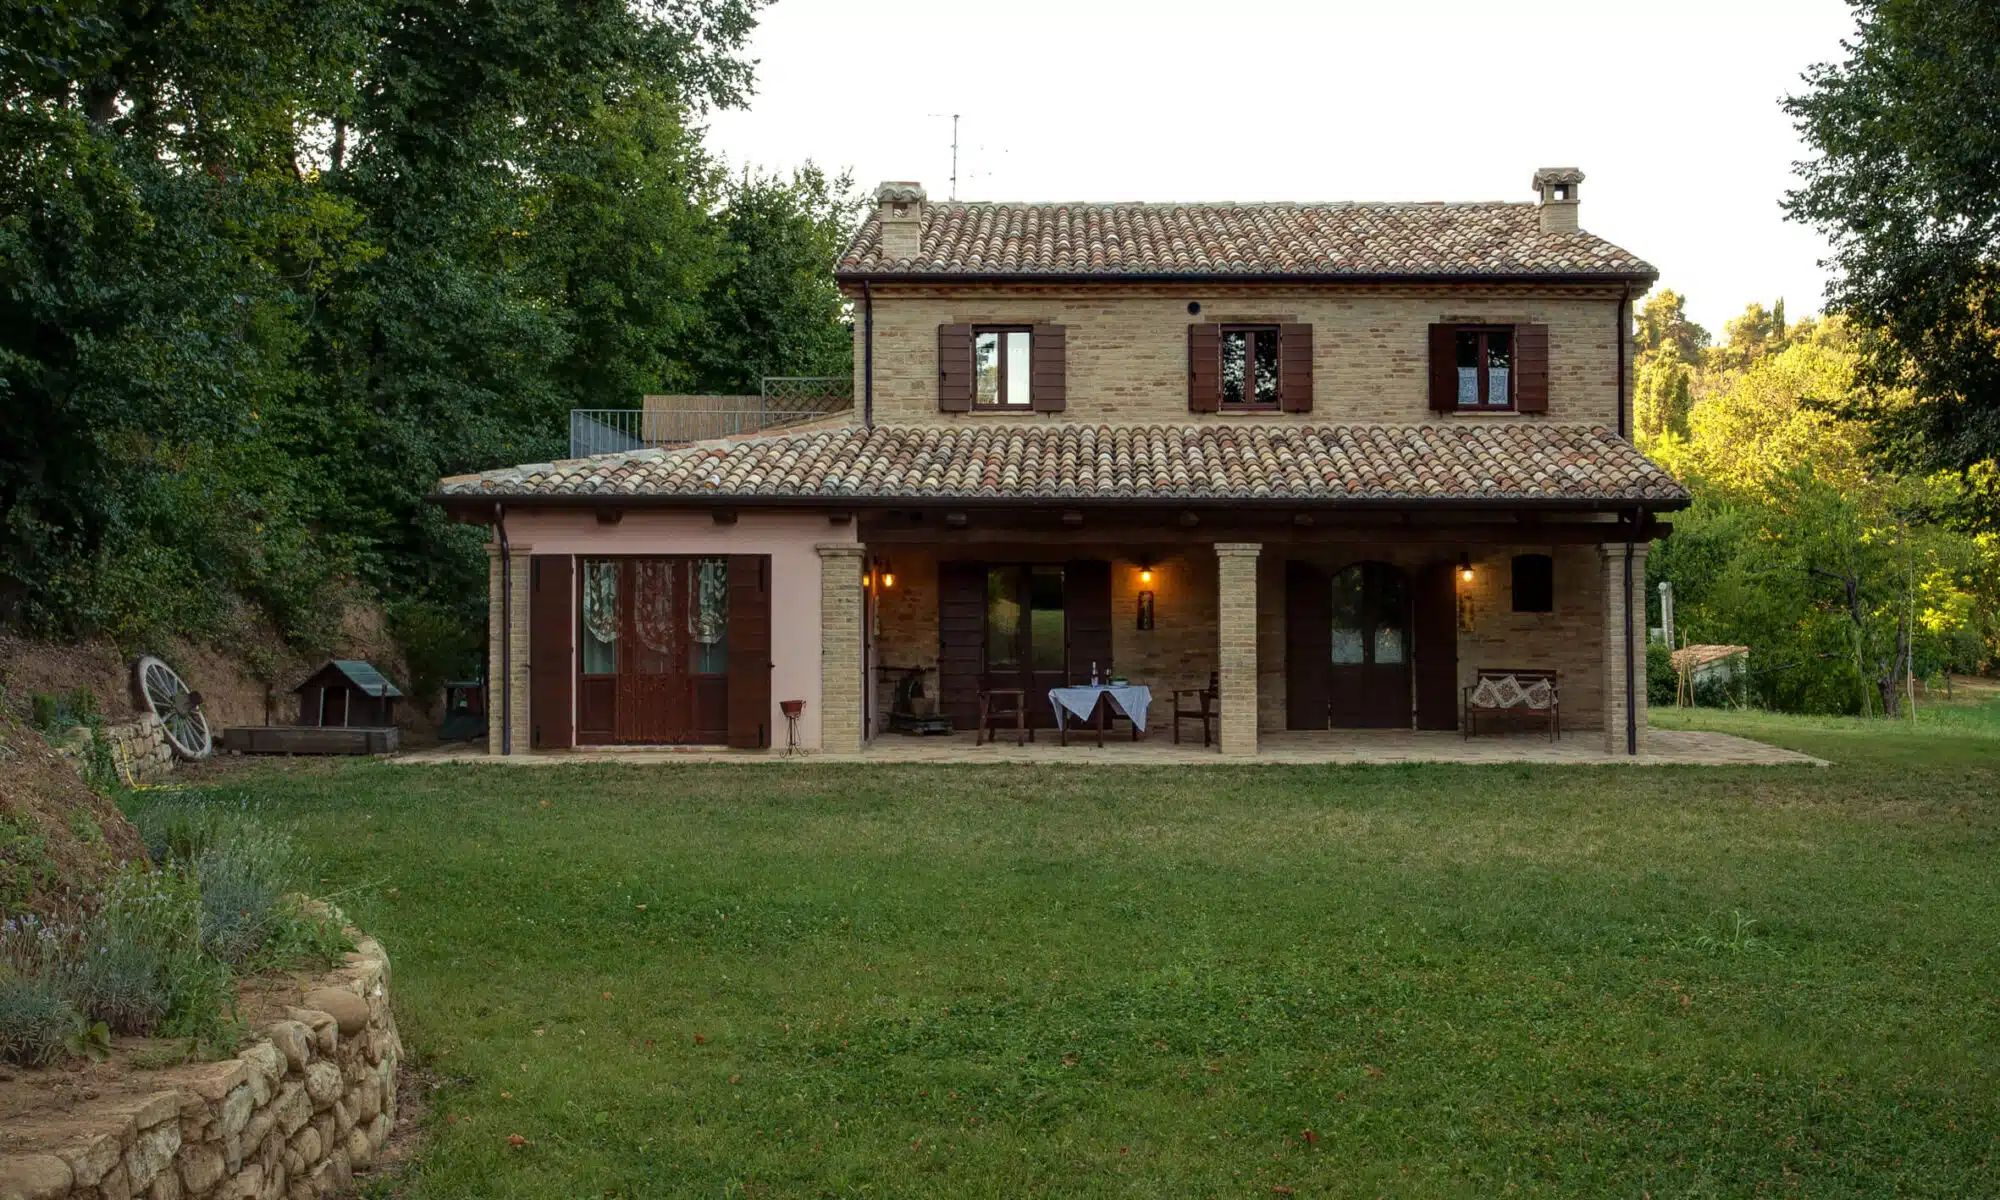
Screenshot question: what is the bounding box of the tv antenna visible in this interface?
[927,112,961,198]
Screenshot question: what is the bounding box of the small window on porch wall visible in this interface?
[1512,554,1554,613]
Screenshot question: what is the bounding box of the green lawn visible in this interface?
[151,708,2000,1197]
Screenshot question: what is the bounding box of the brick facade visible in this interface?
[848,282,1633,429]
[818,543,867,754]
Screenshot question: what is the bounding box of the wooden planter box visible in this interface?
[221,725,401,756]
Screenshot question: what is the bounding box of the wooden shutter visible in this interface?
[1064,560,1113,684]
[937,561,985,728]
[1188,324,1221,412]
[1030,324,1066,412]
[1277,324,1313,413]
[726,554,771,748]
[1284,560,1331,730]
[938,324,974,412]
[1413,561,1458,730]
[1514,323,1550,412]
[1427,324,1457,413]
[529,555,574,750]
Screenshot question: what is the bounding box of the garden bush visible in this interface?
[0,973,80,1068]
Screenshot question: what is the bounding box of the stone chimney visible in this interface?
[1531,167,1584,234]
[872,181,927,262]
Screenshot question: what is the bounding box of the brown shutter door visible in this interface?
[1514,323,1550,412]
[726,554,772,748]
[1413,560,1458,730]
[529,555,574,750]
[937,561,985,728]
[1030,324,1067,412]
[1188,324,1221,412]
[1064,560,1113,684]
[1278,323,1313,412]
[1284,560,1331,730]
[1428,324,1457,413]
[938,323,974,412]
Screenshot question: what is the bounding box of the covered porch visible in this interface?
[848,505,1663,758]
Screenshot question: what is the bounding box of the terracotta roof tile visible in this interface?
[838,202,1654,279]
[439,423,1687,506]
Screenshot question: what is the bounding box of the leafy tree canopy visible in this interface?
[1785,0,2000,513]
[0,0,857,688]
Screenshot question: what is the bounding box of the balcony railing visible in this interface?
[569,376,852,458]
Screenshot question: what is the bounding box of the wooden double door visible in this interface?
[937,560,1112,728]
[1287,559,1458,730]
[529,554,772,749]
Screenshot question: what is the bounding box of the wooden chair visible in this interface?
[1172,672,1219,746]
[977,688,1031,746]
[1462,668,1560,741]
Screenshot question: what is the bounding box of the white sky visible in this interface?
[704,0,1860,337]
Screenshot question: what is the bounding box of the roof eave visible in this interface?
[834,268,1661,287]
[433,492,1688,516]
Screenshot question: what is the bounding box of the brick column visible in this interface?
[1599,541,1650,756]
[817,543,867,754]
[1215,543,1262,757]
[485,541,533,756]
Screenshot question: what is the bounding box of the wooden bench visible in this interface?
[1462,668,1560,741]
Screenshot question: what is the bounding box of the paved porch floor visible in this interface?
[396,727,1824,767]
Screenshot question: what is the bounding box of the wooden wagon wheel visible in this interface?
[134,655,213,760]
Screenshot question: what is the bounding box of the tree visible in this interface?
[1634,342,1695,447]
[1634,288,1710,363]
[1784,0,2000,515]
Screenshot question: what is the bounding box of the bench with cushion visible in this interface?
[1463,668,1560,741]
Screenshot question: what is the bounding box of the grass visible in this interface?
[169,704,2000,1197]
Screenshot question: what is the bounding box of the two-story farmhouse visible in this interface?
[438,168,1686,758]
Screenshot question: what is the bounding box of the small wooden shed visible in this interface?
[295,660,402,728]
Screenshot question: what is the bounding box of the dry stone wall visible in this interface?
[0,931,400,1200]
[52,715,177,786]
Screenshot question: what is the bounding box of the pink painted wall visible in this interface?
[502,510,848,750]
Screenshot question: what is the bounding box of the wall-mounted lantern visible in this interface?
[1458,552,1475,585]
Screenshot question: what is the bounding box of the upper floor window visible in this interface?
[1429,322,1548,415]
[1456,328,1513,409]
[974,327,1032,408]
[1221,326,1281,409]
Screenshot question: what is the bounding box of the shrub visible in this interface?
[90,864,236,1045]
[29,687,98,737]
[0,974,81,1067]
[1647,641,1676,707]
[69,934,170,1035]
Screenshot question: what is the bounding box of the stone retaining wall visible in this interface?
[53,715,177,786]
[0,931,401,1200]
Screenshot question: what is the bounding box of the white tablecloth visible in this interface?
[1048,684,1153,733]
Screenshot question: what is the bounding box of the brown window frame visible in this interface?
[1452,326,1516,411]
[972,325,1035,410]
[1219,325,1282,411]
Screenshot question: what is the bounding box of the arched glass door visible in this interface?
[1327,562,1412,728]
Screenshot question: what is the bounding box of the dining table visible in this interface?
[1047,683,1153,747]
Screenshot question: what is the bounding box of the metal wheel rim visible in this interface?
[135,655,212,759]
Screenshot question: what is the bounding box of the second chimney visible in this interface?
[873,181,927,263]
[1531,167,1584,234]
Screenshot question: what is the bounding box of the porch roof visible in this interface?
[436,422,1688,508]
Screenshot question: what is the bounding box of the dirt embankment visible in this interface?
[0,603,438,739]
[0,719,147,920]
